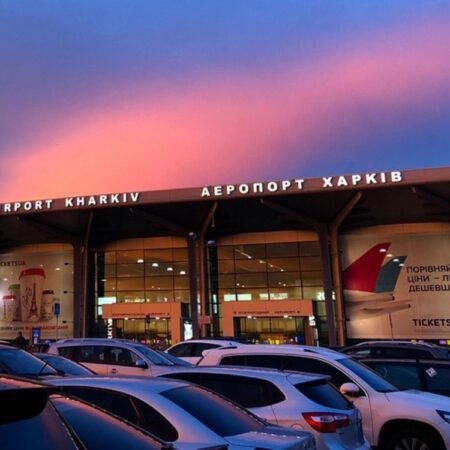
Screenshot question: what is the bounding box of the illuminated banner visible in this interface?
[342,231,450,340]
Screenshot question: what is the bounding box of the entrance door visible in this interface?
[234,316,306,344]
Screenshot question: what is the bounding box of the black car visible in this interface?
[360,358,450,396]
[0,375,170,450]
[341,341,450,360]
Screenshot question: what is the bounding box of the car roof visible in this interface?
[50,338,139,346]
[160,365,328,383]
[360,357,450,365]
[352,341,439,348]
[46,375,193,394]
[201,344,346,360]
[168,339,245,347]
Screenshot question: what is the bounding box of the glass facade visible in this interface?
[96,246,189,305]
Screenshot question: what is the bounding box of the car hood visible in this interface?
[225,427,315,450]
[385,389,450,408]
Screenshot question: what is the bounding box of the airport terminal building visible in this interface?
[1,166,450,347]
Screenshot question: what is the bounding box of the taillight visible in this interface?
[302,412,350,433]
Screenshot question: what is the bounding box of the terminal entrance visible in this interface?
[234,316,306,345]
[114,318,172,349]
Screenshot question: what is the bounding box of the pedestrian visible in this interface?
[14,331,27,349]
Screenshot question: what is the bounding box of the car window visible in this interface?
[108,347,139,366]
[295,380,353,410]
[338,358,398,392]
[75,346,106,364]
[194,343,221,357]
[161,385,265,437]
[133,397,179,441]
[166,372,285,408]
[379,348,431,359]
[129,344,174,366]
[167,343,192,358]
[58,346,77,360]
[0,348,57,376]
[423,365,450,396]
[284,356,353,388]
[220,355,247,366]
[370,363,421,390]
[346,348,372,357]
[60,387,140,425]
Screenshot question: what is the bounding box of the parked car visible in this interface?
[48,338,181,376]
[0,375,171,450]
[198,344,450,450]
[341,341,450,360]
[159,365,368,450]
[47,375,317,450]
[359,358,450,396]
[0,344,59,378]
[166,339,247,364]
[33,352,96,376]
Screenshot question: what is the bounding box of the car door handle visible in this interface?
[111,368,118,374]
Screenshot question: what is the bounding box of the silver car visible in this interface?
[46,376,316,450]
[159,366,368,450]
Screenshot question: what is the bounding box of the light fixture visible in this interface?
[3,278,7,281]
[55,267,61,271]
[137,259,144,264]
[379,248,387,253]
[167,267,173,272]
[152,262,159,267]
[179,270,186,275]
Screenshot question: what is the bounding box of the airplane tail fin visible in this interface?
[342,242,391,292]
[374,256,407,293]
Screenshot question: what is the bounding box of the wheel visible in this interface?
[384,428,443,450]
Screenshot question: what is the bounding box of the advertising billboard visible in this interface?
[342,231,450,340]
[0,247,73,341]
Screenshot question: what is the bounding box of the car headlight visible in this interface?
[437,410,450,423]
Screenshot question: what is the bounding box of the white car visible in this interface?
[166,339,246,364]
[198,344,450,450]
[159,366,369,450]
[47,338,180,376]
[46,376,316,450]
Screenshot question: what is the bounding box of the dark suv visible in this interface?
[341,341,450,360]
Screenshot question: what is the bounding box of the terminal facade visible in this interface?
[0,166,450,347]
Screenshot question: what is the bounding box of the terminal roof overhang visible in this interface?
[0,166,449,250]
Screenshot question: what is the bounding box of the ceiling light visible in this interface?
[167,267,173,272]
[152,262,159,267]
[180,270,186,275]
[137,259,144,264]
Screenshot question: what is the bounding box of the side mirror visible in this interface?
[135,359,148,369]
[340,382,362,397]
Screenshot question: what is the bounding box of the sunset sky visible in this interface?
[1,1,450,202]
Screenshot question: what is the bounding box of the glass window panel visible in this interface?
[234,244,266,260]
[266,243,299,258]
[235,259,267,273]
[304,286,325,300]
[174,262,189,275]
[218,259,235,274]
[268,272,301,287]
[314,300,327,315]
[104,265,116,278]
[174,290,190,302]
[145,262,174,276]
[174,276,189,290]
[268,286,303,300]
[116,250,144,264]
[146,276,173,290]
[145,248,173,262]
[299,241,320,257]
[173,247,188,261]
[145,290,173,303]
[300,256,323,271]
[302,271,323,286]
[217,274,236,289]
[219,289,237,302]
[236,273,267,288]
[103,279,117,291]
[216,246,234,259]
[117,291,146,303]
[236,288,269,301]
[267,257,299,273]
[104,252,116,264]
[117,277,145,291]
[116,263,145,277]
[104,290,117,298]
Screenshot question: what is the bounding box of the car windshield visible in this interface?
[0,348,57,376]
[161,385,265,437]
[130,345,174,366]
[37,355,95,376]
[338,357,398,392]
[157,351,193,366]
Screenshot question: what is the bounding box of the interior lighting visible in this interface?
[152,262,159,267]
[167,267,173,272]
[137,259,144,264]
[55,267,61,271]
[180,270,186,275]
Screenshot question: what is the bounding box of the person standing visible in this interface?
[14,331,27,349]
